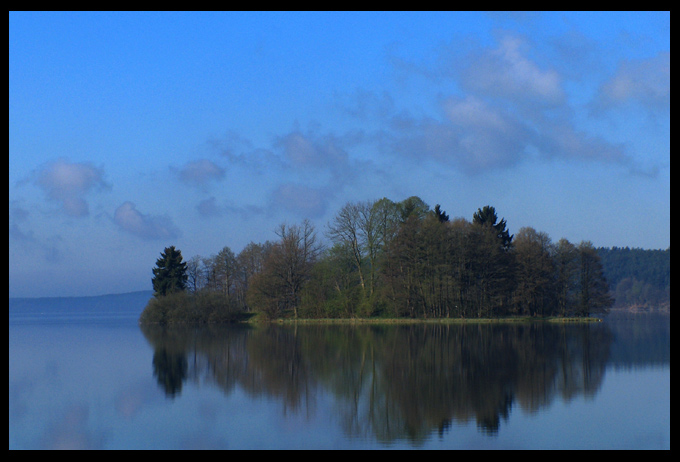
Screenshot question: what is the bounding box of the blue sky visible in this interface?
[9,11,670,298]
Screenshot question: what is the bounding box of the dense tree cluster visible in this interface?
[142,197,615,324]
[597,246,670,309]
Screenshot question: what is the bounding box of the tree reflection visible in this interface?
[152,348,187,398]
[141,321,614,440]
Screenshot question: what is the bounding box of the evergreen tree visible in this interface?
[398,196,430,222]
[472,205,513,250]
[152,246,188,297]
[467,220,515,317]
[469,206,515,316]
[434,204,450,223]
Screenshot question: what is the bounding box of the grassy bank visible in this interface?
[139,292,602,326]
[242,314,603,325]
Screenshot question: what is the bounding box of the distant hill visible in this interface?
[597,247,670,310]
[9,290,153,317]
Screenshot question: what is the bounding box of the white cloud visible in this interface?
[113,201,180,240]
[383,91,636,174]
[460,35,565,108]
[373,32,645,174]
[32,158,109,217]
[445,96,534,171]
[386,96,534,174]
[444,95,514,132]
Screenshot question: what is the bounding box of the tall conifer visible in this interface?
[152,246,188,297]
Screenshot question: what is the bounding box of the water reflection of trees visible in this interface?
[141,322,613,442]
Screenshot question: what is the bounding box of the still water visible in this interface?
[9,305,669,449]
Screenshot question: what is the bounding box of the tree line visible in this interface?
[597,246,670,309]
[141,197,614,324]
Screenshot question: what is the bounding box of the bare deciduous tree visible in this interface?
[249,220,322,319]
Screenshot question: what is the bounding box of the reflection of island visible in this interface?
[141,322,615,441]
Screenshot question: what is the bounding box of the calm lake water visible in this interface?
[9,302,669,450]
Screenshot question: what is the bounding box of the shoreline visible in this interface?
[140,314,604,326]
[250,316,603,324]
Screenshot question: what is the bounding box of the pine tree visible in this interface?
[434,204,450,223]
[472,205,513,250]
[152,246,188,297]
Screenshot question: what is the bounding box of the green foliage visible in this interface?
[139,290,244,325]
[141,198,634,324]
[398,196,430,222]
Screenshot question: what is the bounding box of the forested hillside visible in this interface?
[597,247,670,310]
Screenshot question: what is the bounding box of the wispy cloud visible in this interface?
[369,32,643,174]
[442,95,535,171]
[8,201,33,243]
[381,101,533,174]
[269,183,329,219]
[459,34,565,109]
[210,126,375,219]
[31,158,110,217]
[274,128,361,180]
[593,51,670,115]
[9,200,65,262]
[113,201,180,240]
[196,196,265,220]
[196,197,223,218]
[174,159,226,189]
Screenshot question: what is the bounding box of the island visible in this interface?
[139,197,648,325]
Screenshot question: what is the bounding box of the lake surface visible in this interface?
[9,300,670,450]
